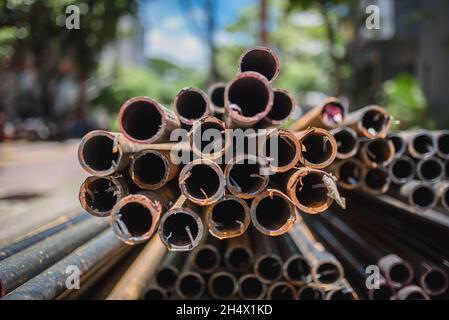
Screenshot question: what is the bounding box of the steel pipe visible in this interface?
[258,89,295,128]
[238,46,280,82]
[224,234,254,273]
[238,274,267,300]
[388,155,415,185]
[208,82,226,119]
[400,130,436,159]
[174,87,211,128]
[294,128,337,169]
[416,157,445,183]
[208,271,238,299]
[330,127,359,159]
[359,138,395,168]
[344,105,391,139]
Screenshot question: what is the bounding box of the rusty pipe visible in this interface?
[258,88,295,128]
[175,251,206,299]
[238,274,267,300]
[191,236,222,274]
[388,155,415,185]
[129,150,179,190]
[283,168,335,214]
[190,115,228,161]
[158,196,204,251]
[154,251,187,291]
[263,129,301,173]
[277,235,311,286]
[78,130,130,176]
[362,167,391,194]
[179,158,226,206]
[208,82,226,119]
[79,176,128,217]
[225,154,270,199]
[416,157,445,183]
[205,195,250,239]
[250,189,296,236]
[118,96,180,144]
[111,191,169,245]
[289,97,346,131]
[328,159,365,190]
[208,271,239,299]
[399,180,437,210]
[359,138,395,168]
[325,281,358,300]
[330,127,359,159]
[267,282,298,300]
[238,46,280,82]
[224,234,254,273]
[294,128,337,169]
[174,87,211,128]
[344,105,391,139]
[399,130,436,159]
[224,71,274,128]
[107,235,167,300]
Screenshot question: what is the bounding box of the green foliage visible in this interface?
[380,73,434,130]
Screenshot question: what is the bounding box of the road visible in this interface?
[0,140,87,244]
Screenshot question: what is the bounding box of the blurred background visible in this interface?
[0,0,448,242]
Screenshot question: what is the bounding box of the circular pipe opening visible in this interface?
[266,90,293,121]
[411,186,435,209]
[315,262,342,285]
[437,133,449,157]
[268,283,296,300]
[391,158,414,183]
[226,161,268,198]
[339,161,363,187]
[265,134,298,169]
[365,169,390,191]
[240,275,265,299]
[210,199,247,236]
[388,135,405,156]
[81,134,119,172]
[321,102,345,127]
[161,210,201,249]
[364,139,393,166]
[413,133,435,156]
[239,48,279,81]
[194,246,220,272]
[115,202,153,237]
[362,109,388,136]
[298,286,324,300]
[175,89,209,122]
[253,194,293,232]
[156,267,178,290]
[334,129,357,156]
[227,247,252,271]
[210,273,237,299]
[256,255,282,282]
[295,173,329,208]
[144,288,166,300]
[178,273,204,298]
[81,177,120,215]
[120,99,163,141]
[389,263,412,286]
[132,152,167,188]
[327,289,355,300]
[370,283,395,300]
[418,158,444,182]
[423,269,448,296]
[181,163,222,202]
[301,133,334,165]
[192,122,225,156]
[227,75,270,117]
[284,256,310,283]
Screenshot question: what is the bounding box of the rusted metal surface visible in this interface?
[328,158,366,190]
[189,115,229,160]
[344,105,391,139]
[207,82,226,119]
[238,274,267,300]
[264,129,301,173]
[238,46,280,82]
[174,87,211,128]
[207,270,238,299]
[258,88,296,128]
[294,127,337,169]
[330,126,359,159]
[224,71,274,128]
[107,235,167,300]
[224,234,254,273]
[358,138,395,168]
[205,195,250,239]
[118,96,180,144]
[289,97,346,131]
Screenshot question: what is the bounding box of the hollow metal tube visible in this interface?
[294,128,337,169]
[359,138,395,168]
[330,126,359,159]
[344,105,391,139]
[238,46,280,82]
[258,88,296,128]
[174,87,211,128]
[388,155,416,185]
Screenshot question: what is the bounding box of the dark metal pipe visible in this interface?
[79,176,128,217]
[434,182,449,212]
[155,252,187,291]
[238,46,280,82]
[224,71,274,128]
[267,282,297,300]
[387,133,406,158]
[416,157,445,183]
[250,189,296,236]
[433,130,449,160]
[0,218,108,295]
[329,159,365,190]
[224,234,254,273]
[263,129,301,173]
[396,285,430,300]
[238,274,267,300]
[399,180,437,210]
[297,284,325,300]
[205,195,250,239]
[330,127,359,159]
[208,271,239,299]
[143,285,167,300]
[208,82,226,119]
[362,167,391,194]
[118,96,180,144]
[191,239,222,275]
[400,130,436,159]
[190,115,228,161]
[277,235,311,286]
[253,232,283,283]
[388,155,415,184]
[4,229,125,300]
[325,281,358,300]
[0,213,90,262]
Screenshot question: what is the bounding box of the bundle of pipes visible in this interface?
[136,228,356,300]
[76,46,345,254]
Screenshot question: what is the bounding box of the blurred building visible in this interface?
[348,0,449,128]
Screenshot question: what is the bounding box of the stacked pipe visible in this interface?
[139,229,356,300]
[75,46,344,252]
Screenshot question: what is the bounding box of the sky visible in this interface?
[139,0,255,69]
